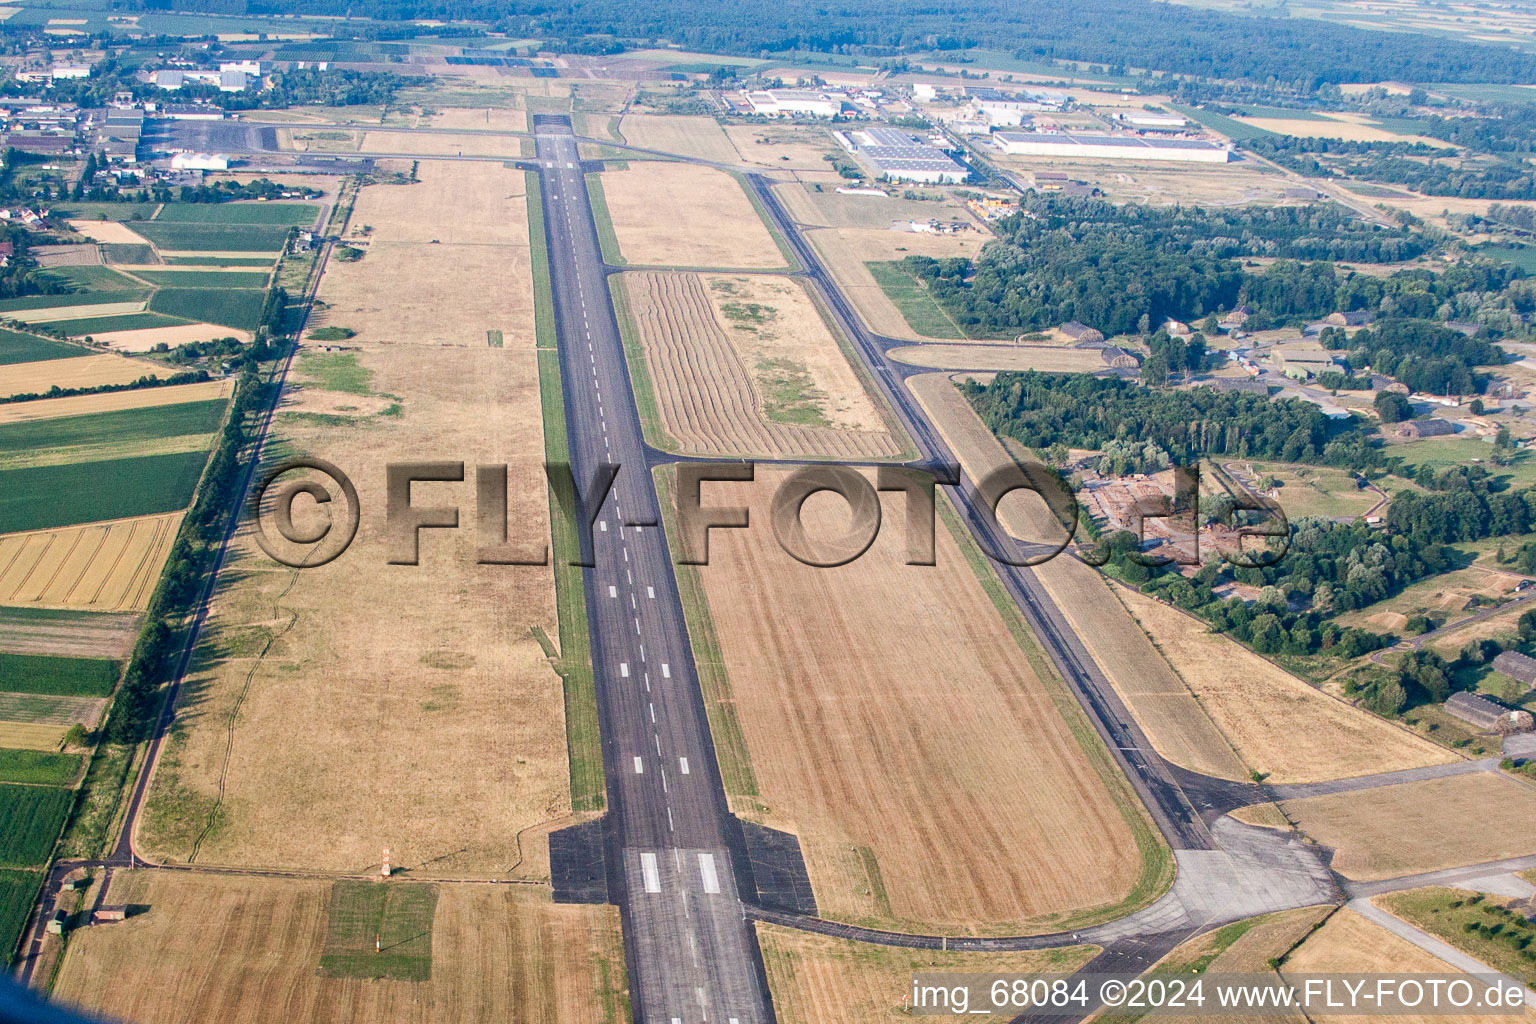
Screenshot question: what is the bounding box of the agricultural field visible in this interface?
[1280,773,1536,881]
[0,450,210,533]
[51,872,631,1024]
[682,468,1161,934]
[617,113,740,163]
[312,161,533,347]
[863,262,969,340]
[0,748,81,786]
[36,312,192,337]
[756,924,1098,1024]
[128,222,294,253]
[138,343,566,875]
[594,162,787,269]
[0,329,84,365]
[0,610,139,662]
[0,377,231,425]
[0,868,41,964]
[0,512,184,612]
[887,343,1108,372]
[153,203,318,225]
[0,783,71,866]
[618,270,901,459]
[2,353,166,399]
[1284,907,1536,1024]
[1115,586,1454,782]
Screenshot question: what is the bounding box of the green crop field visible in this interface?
[131,270,271,289]
[41,312,194,336]
[0,870,42,965]
[0,291,149,314]
[0,399,227,457]
[0,749,81,787]
[129,222,292,253]
[0,330,83,365]
[37,265,146,292]
[52,202,159,222]
[0,449,211,533]
[100,243,158,264]
[0,654,119,697]
[317,880,438,981]
[1170,103,1279,141]
[0,785,71,867]
[154,202,319,226]
[164,256,275,267]
[149,288,266,331]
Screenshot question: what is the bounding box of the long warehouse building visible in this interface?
[995,130,1233,163]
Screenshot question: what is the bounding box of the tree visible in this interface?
[1375,390,1412,423]
[1141,353,1168,386]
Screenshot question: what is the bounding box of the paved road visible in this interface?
[534,122,772,1024]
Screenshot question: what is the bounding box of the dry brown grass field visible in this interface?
[5,300,145,324]
[757,923,1098,1024]
[425,106,528,133]
[1238,112,1452,146]
[772,182,977,232]
[137,341,568,876]
[3,353,165,398]
[1281,773,1536,881]
[804,226,983,342]
[618,113,739,163]
[0,721,69,748]
[0,378,231,424]
[621,271,900,459]
[91,323,254,350]
[725,124,840,169]
[906,371,1249,780]
[889,344,1107,372]
[599,162,785,269]
[357,131,525,159]
[314,161,533,348]
[52,871,629,1024]
[1284,908,1536,1024]
[0,512,182,612]
[1116,588,1454,783]
[65,220,152,246]
[689,468,1151,934]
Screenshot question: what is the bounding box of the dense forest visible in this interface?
[965,372,1381,471]
[900,194,1427,338]
[121,0,1536,85]
[1322,318,1505,395]
[1244,136,1536,200]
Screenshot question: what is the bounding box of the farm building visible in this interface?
[1493,651,1536,690]
[1272,344,1339,380]
[1394,418,1456,439]
[836,127,968,184]
[993,131,1232,163]
[1370,374,1408,393]
[1443,691,1534,733]
[1102,346,1141,369]
[93,906,128,923]
[171,152,230,171]
[1060,321,1104,345]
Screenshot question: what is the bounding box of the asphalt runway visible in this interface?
[533,120,773,1024]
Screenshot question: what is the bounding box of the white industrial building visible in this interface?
[154,68,251,92]
[1106,109,1187,130]
[836,126,969,183]
[994,131,1232,163]
[741,89,843,118]
[171,152,230,171]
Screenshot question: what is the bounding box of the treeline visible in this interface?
[0,369,210,405]
[966,371,1379,471]
[1320,318,1505,396]
[108,370,270,742]
[223,0,1536,85]
[902,193,1427,338]
[1243,136,1536,200]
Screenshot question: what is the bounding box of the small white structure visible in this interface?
[51,65,92,80]
[171,152,230,171]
